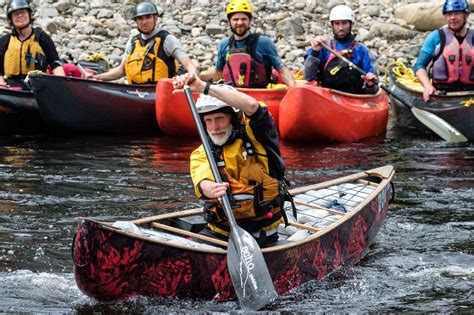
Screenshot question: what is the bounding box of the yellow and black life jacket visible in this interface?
[4,28,47,78]
[202,129,290,237]
[125,30,177,84]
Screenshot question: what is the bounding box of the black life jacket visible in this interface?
[321,39,365,94]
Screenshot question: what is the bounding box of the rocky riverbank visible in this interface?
[1,0,473,76]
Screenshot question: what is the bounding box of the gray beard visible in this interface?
[209,125,233,146]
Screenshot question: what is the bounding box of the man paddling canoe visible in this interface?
[173,73,294,246]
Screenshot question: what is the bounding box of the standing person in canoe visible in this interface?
[199,0,296,88]
[91,1,197,84]
[0,0,65,90]
[303,5,378,94]
[173,73,293,247]
[414,0,473,102]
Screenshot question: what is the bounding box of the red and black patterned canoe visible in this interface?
[72,165,395,302]
[28,73,159,134]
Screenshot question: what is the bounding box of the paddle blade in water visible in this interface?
[227,226,278,310]
[411,107,468,143]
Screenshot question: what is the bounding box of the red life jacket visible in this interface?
[61,64,93,77]
[323,39,358,71]
[432,26,474,87]
[223,34,271,88]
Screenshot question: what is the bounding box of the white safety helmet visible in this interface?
[195,85,240,115]
[329,5,355,23]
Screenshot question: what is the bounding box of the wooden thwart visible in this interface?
[132,208,203,225]
[288,221,321,233]
[151,222,228,247]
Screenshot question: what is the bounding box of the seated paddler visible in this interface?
[0,0,65,90]
[91,1,197,84]
[173,73,293,247]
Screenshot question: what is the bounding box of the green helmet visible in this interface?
[133,1,159,19]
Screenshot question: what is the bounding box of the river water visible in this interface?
[0,122,472,313]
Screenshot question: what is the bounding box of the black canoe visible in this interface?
[0,87,43,135]
[73,165,395,303]
[387,67,474,141]
[28,73,159,133]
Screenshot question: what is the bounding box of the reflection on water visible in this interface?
[0,133,472,313]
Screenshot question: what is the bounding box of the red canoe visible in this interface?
[72,165,394,303]
[155,78,287,137]
[279,84,389,143]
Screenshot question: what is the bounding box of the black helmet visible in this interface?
[133,2,159,19]
[7,0,32,17]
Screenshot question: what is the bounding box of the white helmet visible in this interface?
[329,5,355,23]
[195,85,240,115]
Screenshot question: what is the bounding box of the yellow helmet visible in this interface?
[226,0,253,18]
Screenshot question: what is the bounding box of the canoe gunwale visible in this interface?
[328,87,384,98]
[77,165,394,254]
[29,72,156,90]
[236,86,288,92]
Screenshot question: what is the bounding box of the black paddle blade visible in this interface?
[227,226,278,310]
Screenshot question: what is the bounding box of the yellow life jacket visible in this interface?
[204,154,285,235]
[125,30,177,84]
[4,28,47,78]
[190,123,286,236]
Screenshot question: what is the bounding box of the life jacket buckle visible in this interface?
[330,65,341,75]
[238,74,245,86]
